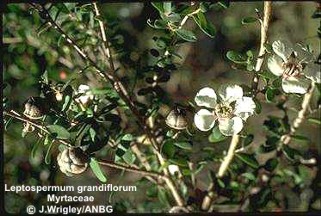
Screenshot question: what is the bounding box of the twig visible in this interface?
[280,82,316,145]
[217,135,240,177]
[179,8,201,28]
[131,143,152,171]
[98,159,165,180]
[92,3,184,207]
[4,110,72,147]
[252,1,272,95]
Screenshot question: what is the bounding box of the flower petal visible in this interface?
[293,43,315,63]
[218,117,243,136]
[78,84,90,93]
[267,56,284,77]
[194,109,216,131]
[304,63,321,83]
[234,97,256,121]
[282,76,310,94]
[272,40,293,62]
[168,164,180,175]
[218,84,243,103]
[194,87,217,108]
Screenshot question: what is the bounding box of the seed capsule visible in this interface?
[165,107,188,130]
[23,97,46,119]
[57,147,89,177]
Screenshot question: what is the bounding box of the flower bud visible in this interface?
[57,147,89,176]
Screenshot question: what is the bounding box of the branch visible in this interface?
[252,1,272,94]
[97,159,165,180]
[93,2,154,174]
[92,3,185,207]
[280,82,316,145]
[4,110,72,147]
[217,134,240,178]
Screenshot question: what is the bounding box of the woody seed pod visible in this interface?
[165,107,188,130]
[57,147,89,176]
[23,97,46,119]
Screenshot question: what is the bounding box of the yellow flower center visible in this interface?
[282,52,304,79]
[214,103,233,119]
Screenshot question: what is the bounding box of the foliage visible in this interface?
[3,2,321,214]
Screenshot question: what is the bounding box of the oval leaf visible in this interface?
[242,17,258,24]
[226,51,247,64]
[173,141,192,150]
[209,126,227,143]
[175,29,197,42]
[235,153,259,169]
[89,158,107,183]
[192,12,216,38]
[47,125,70,140]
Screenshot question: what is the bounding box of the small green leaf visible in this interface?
[62,95,72,112]
[192,12,216,38]
[168,158,188,167]
[265,87,277,103]
[151,2,164,14]
[158,187,170,207]
[217,178,225,188]
[31,137,43,158]
[173,141,192,150]
[253,98,262,114]
[226,51,247,64]
[122,150,136,164]
[264,43,273,53]
[264,158,278,172]
[44,134,50,146]
[308,118,321,125]
[235,153,259,169]
[89,158,107,183]
[271,78,282,89]
[89,128,96,142]
[175,29,197,42]
[163,2,171,14]
[258,70,278,80]
[47,125,70,140]
[291,135,310,143]
[161,140,176,158]
[45,140,54,164]
[242,17,258,24]
[200,2,211,12]
[217,1,230,9]
[282,145,300,161]
[122,134,134,142]
[209,126,227,143]
[146,185,158,198]
[241,172,256,181]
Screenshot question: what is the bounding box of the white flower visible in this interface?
[194,85,256,136]
[168,164,180,175]
[267,40,320,94]
[75,84,94,104]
